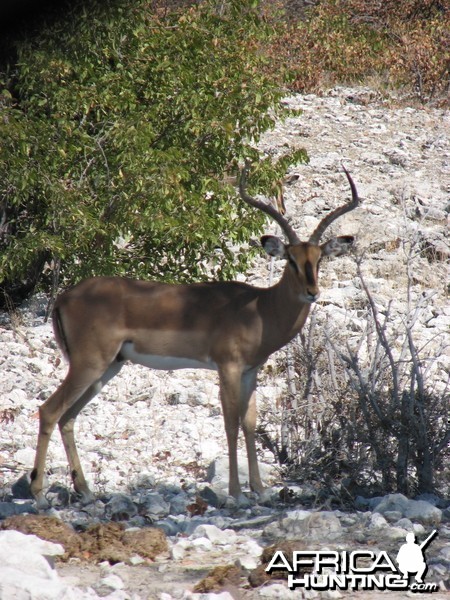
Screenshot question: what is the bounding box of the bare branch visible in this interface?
[356,259,400,405]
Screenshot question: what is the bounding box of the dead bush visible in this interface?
[257,249,449,499]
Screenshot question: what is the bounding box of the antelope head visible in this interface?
[239,164,359,303]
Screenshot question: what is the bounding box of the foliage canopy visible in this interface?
[0,0,306,306]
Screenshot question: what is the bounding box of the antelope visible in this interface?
[30,165,359,509]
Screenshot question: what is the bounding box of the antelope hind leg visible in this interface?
[31,366,110,509]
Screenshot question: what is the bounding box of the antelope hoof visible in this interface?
[75,488,96,506]
[257,488,273,505]
[30,480,50,511]
[236,493,252,508]
[250,481,264,495]
[34,493,51,511]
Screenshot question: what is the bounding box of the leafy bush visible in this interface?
[0,0,306,307]
[267,0,449,102]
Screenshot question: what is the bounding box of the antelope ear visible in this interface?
[321,235,354,257]
[261,235,287,258]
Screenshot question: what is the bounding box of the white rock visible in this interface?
[99,574,125,591]
[239,538,263,558]
[368,513,389,529]
[413,523,426,535]
[284,509,311,522]
[192,524,237,545]
[0,530,64,559]
[439,546,450,561]
[5,388,28,406]
[259,583,297,598]
[394,517,413,529]
[171,539,189,561]
[404,500,442,526]
[25,357,54,377]
[371,494,442,526]
[198,438,223,461]
[383,526,410,540]
[0,531,100,600]
[184,592,235,600]
[191,536,213,551]
[207,456,274,490]
[13,447,37,467]
[128,555,145,566]
[279,510,342,540]
[236,538,264,570]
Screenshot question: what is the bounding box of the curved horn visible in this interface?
[239,162,300,245]
[308,166,360,244]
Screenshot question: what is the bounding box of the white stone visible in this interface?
[404,500,442,526]
[171,539,190,560]
[13,447,37,467]
[278,510,342,540]
[0,531,100,600]
[259,583,297,598]
[191,537,213,551]
[239,538,263,558]
[368,513,389,529]
[5,388,28,405]
[99,574,125,591]
[383,526,410,540]
[0,530,64,559]
[192,524,237,545]
[439,546,450,561]
[128,555,145,566]
[235,538,263,569]
[185,593,235,600]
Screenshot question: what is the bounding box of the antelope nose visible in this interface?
[307,290,319,303]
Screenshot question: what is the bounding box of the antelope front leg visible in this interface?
[240,368,264,494]
[218,365,242,499]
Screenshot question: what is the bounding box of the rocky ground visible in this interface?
[0,87,449,599]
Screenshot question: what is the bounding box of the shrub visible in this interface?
[266,0,449,102]
[258,243,449,499]
[0,0,305,308]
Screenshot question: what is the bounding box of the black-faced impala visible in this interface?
[30,165,359,509]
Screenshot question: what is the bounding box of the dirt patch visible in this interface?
[0,514,79,553]
[0,514,168,563]
[122,528,168,560]
[193,564,244,594]
[249,540,310,587]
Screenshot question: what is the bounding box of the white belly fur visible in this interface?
[120,341,217,371]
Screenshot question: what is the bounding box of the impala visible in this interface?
[30,165,359,509]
